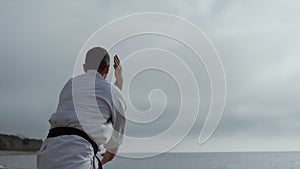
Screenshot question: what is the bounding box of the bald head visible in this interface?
[83,47,110,77]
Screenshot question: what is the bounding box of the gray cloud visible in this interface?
[0,0,299,151]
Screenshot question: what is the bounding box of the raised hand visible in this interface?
[113,55,123,90]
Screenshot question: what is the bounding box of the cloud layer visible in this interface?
[0,0,299,151]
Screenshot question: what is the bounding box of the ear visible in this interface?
[104,65,110,75]
[83,64,87,73]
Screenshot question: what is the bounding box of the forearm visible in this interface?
[114,79,123,90]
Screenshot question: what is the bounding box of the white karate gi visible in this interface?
[37,70,126,169]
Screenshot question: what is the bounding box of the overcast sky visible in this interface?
[1,0,300,152]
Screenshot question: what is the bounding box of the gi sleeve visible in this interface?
[104,86,126,149]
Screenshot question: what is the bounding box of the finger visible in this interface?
[114,55,118,63]
[114,55,117,62]
[115,55,120,63]
[114,59,119,67]
[114,56,120,67]
[114,55,118,60]
[114,56,117,63]
[116,56,120,63]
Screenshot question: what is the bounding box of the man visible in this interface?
[37,47,126,169]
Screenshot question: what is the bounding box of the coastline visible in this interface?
[0,151,300,169]
[0,151,37,156]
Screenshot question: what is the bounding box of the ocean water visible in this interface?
[0,152,299,169]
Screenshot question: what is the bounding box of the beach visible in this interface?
[0,151,37,156]
[1,151,300,169]
[0,151,36,169]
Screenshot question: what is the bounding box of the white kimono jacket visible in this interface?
[37,70,126,169]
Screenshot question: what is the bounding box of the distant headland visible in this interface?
[0,134,42,152]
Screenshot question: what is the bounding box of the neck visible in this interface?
[86,69,106,79]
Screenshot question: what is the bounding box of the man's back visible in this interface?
[37,48,126,169]
[49,70,123,146]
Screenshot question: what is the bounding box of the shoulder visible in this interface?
[59,78,73,93]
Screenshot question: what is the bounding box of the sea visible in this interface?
[0,152,299,169]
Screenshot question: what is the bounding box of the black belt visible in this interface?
[47,127,99,155]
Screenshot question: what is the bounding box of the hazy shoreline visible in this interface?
[0,151,37,156]
[1,152,300,169]
[2,150,300,156]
